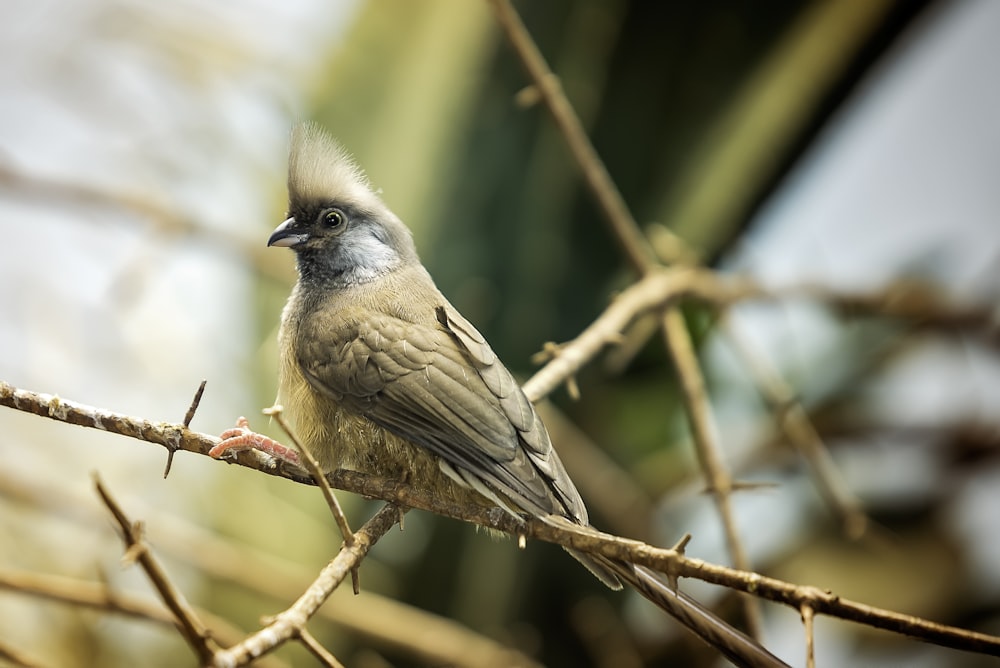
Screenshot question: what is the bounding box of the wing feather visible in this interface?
[297,302,588,522]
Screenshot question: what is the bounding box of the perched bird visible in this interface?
[212,122,788,668]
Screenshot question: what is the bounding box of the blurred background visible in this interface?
[1,0,999,666]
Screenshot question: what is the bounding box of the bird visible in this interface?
[211,122,789,668]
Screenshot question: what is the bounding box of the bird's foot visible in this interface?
[210,416,301,466]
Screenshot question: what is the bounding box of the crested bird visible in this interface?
[212,122,788,668]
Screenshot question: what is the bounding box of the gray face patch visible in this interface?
[328,223,403,284]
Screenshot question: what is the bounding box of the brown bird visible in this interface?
[212,122,788,668]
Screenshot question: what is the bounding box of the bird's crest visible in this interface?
[288,122,375,209]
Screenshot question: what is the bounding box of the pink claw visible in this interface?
[210,416,301,466]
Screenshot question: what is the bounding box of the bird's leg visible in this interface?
[210,416,301,466]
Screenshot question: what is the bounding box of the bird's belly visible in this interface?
[278,355,435,475]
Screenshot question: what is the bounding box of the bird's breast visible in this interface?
[275,283,443,480]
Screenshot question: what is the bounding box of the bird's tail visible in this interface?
[566,547,789,668]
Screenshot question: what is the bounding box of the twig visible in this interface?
[0,567,173,623]
[326,479,1000,656]
[721,315,869,539]
[522,268,760,402]
[93,475,217,663]
[212,503,401,667]
[264,404,363,594]
[661,309,762,635]
[298,628,346,668]
[790,279,1000,337]
[802,604,816,668]
[486,0,657,274]
[263,405,355,546]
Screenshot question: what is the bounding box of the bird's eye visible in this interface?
[321,208,345,229]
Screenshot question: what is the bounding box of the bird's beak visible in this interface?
[268,217,309,247]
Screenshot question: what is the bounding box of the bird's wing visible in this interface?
[296,302,587,522]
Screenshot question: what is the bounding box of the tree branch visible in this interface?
[487,0,760,631]
[485,0,657,275]
[522,267,760,402]
[94,475,217,663]
[0,567,290,668]
[660,307,761,637]
[0,468,540,668]
[211,503,401,666]
[3,381,998,658]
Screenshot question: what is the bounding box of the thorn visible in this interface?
[513,73,560,108]
[667,533,692,590]
[731,480,779,492]
[163,450,176,479]
[183,380,208,428]
[531,341,562,365]
[166,380,207,479]
[606,332,627,346]
[121,540,145,567]
[514,83,541,108]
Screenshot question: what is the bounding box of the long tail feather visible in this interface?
[602,557,790,668]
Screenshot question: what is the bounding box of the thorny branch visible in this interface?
[94,475,217,664]
[0,466,539,668]
[720,315,868,540]
[488,0,762,632]
[2,381,999,658]
[521,267,760,401]
[92,472,402,666]
[263,405,356,544]
[211,503,401,667]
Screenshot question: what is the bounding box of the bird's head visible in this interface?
[268,122,419,287]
